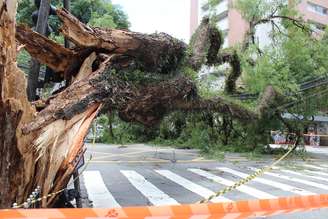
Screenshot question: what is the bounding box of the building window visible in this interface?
[307,2,328,16]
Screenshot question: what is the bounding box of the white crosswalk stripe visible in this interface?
[155,169,232,202]
[305,169,328,177]
[249,167,328,190]
[303,164,326,170]
[318,164,328,168]
[83,171,120,208]
[217,167,315,196]
[280,169,328,183]
[121,170,179,206]
[188,168,276,199]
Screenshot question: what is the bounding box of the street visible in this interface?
[79,143,328,218]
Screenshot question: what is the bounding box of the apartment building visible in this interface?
[190,0,328,48]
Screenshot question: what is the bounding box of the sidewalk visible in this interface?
[269,144,328,156]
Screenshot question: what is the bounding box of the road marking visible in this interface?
[303,164,326,170]
[121,170,179,206]
[318,164,328,168]
[280,169,328,183]
[88,147,200,159]
[305,169,328,177]
[83,171,120,208]
[91,160,169,163]
[217,167,315,196]
[89,150,154,159]
[155,170,231,202]
[90,160,215,164]
[249,167,328,191]
[189,168,276,199]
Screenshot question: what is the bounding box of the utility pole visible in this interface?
[35,0,51,35]
[27,0,51,101]
[63,0,71,48]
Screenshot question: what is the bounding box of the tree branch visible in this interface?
[56,8,186,74]
[16,25,78,74]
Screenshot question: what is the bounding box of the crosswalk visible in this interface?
[156,169,231,202]
[249,167,328,190]
[82,163,328,208]
[189,168,276,199]
[82,171,120,208]
[121,170,179,206]
[217,167,315,196]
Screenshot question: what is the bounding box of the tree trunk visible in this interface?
[0,0,36,207]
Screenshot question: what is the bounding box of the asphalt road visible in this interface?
[78,143,328,218]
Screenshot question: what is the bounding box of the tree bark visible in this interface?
[16,25,89,78]
[17,26,75,72]
[0,0,36,207]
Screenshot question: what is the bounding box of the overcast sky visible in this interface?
[111,0,191,42]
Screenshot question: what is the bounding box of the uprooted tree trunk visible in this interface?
[0,1,286,208]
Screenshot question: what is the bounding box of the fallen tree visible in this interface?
[1,0,289,207]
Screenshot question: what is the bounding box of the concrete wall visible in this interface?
[228,0,249,46]
[190,0,199,38]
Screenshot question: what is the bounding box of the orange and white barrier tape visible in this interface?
[1,194,328,218]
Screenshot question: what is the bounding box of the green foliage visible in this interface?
[242,46,296,93]
[181,66,198,80]
[17,49,31,75]
[49,33,64,44]
[235,0,289,23]
[71,0,130,29]
[17,0,37,26]
[17,0,130,31]
[17,0,62,33]
[97,113,158,144]
[159,0,328,154]
[241,27,328,94]
[89,13,116,28]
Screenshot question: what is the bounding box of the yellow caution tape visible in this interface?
[199,137,299,203]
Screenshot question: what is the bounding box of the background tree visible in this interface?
[111,0,328,152]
